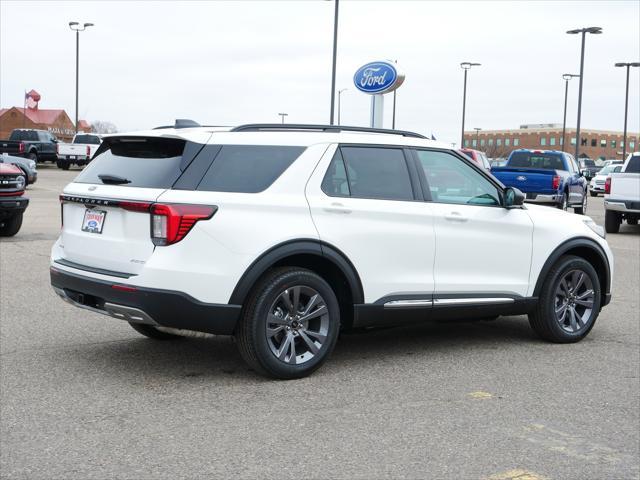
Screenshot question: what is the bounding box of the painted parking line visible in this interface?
[485,469,548,480]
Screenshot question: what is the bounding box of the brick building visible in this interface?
[463,123,638,160]
[0,90,90,142]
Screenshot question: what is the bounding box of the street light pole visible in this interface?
[460,62,480,148]
[329,0,339,125]
[68,21,94,134]
[337,88,347,125]
[567,26,602,159]
[561,73,579,152]
[474,127,481,147]
[615,62,640,160]
[278,113,288,124]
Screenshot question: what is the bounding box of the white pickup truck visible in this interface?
[604,152,640,233]
[56,133,102,170]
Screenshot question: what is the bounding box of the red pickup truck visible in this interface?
[0,163,29,236]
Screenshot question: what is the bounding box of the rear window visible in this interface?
[74,134,101,144]
[10,130,38,141]
[625,155,640,173]
[508,152,564,170]
[74,137,186,188]
[196,145,305,193]
[582,159,596,167]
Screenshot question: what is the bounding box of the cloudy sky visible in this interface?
[1,0,638,144]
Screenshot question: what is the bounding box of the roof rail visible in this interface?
[230,124,427,139]
[153,119,202,130]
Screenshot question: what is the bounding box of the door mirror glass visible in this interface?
[504,187,525,208]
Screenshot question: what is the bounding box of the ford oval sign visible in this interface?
[353,61,404,94]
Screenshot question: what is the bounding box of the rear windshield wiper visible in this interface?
[98,174,131,185]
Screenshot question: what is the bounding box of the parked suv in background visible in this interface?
[0,129,58,163]
[50,122,613,379]
[604,152,640,232]
[578,158,601,181]
[0,162,29,236]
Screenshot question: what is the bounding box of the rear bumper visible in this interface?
[524,193,559,205]
[604,199,640,214]
[50,267,241,335]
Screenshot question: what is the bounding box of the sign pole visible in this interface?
[370,95,384,128]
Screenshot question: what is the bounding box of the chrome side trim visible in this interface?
[384,299,433,308]
[433,297,515,306]
[53,286,158,325]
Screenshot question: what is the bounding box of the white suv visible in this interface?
[50,122,613,379]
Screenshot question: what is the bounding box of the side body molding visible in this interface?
[228,239,365,306]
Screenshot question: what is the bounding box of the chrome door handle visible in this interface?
[324,202,352,214]
[444,211,468,222]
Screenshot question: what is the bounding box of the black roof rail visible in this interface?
[153,119,202,130]
[230,124,427,139]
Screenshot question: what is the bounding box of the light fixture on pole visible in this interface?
[329,0,339,125]
[561,73,580,152]
[474,127,481,147]
[566,26,602,159]
[614,62,640,160]
[337,88,348,125]
[68,21,94,134]
[278,113,288,124]
[460,62,481,148]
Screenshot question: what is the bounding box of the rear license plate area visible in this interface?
[82,209,106,234]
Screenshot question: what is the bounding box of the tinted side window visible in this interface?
[197,145,304,193]
[321,149,350,197]
[340,147,413,201]
[625,155,640,173]
[416,150,500,206]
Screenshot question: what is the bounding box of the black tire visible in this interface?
[28,151,38,163]
[573,190,587,215]
[0,213,23,237]
[589,191,598,197]
[235,267,340,379]
[557,192,568,211]
[529,255,601,343]
[56,160,70,170]
[128,322,183,340]
[604,210,620,233]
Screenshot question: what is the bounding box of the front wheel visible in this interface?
[574,190,587,215]
[235,267,340,379]
[529,255,601,343]
[604,210,620,233]
[0,213,23,237]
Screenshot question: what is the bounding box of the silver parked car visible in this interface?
[0,154,38,186]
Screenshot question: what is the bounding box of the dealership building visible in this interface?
[0,90,91,142]
[463,123,638,160]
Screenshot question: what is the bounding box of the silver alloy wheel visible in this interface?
[554,269,595,333]
[266,286,329,365]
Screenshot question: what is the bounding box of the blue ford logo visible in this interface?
[88,220,97,227]
[516,175,527,181]
[353,61,402,94]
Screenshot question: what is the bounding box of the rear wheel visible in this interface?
[128,322,182,340]
[604,210,620,233]
[28,152,38,163]
[235,267,340,379]
[56,160,70,170]
[557,192,568,211]
[0,213,23,237]
[529,255,601,343]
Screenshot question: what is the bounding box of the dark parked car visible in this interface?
[0,163,29,236]
[0,129,58,163]
[578,158,601,180]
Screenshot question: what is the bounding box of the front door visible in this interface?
[413,149,534,297]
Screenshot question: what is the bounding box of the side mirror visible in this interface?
[504,187,525,208]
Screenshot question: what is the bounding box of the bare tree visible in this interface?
[91,120,118,134]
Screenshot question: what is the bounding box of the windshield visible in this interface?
[599,165,619,175]
[508,152,564,170]
[581,159,596,167]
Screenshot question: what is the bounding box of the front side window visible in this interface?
[321,149,349,197]
[415,150,500,206]
[337,146,414,201]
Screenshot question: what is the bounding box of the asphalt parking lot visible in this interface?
[1,166,638,480]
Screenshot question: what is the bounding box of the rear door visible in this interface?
[59,136,203,275]
[305,144,436,304]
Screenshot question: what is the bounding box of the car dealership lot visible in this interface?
[1,167,638,479]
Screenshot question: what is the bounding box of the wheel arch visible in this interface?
[533,237,611,304]
[229,239,364,328]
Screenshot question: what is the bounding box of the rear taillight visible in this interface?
[552,175,560,190]
[150,204,217,246]
[605,176,611,194]
[86,145,91,157]
[18,142,25,154]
